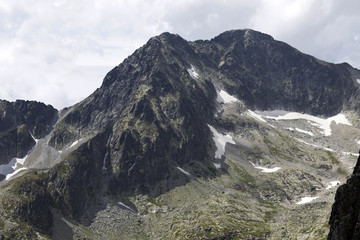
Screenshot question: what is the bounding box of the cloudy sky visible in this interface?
[1,0,360,109]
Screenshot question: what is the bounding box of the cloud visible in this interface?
[1,0,360,109]
[158,0,260,40]
[249,0,360,66]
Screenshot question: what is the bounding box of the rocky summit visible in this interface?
[1,29,360,239]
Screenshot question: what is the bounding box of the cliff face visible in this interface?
[328,153,360,240]
[0,100,58,165]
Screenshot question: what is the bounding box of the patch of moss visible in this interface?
[78,225,96,238]
[337,166,348,176]
[148,198,164,207]
[0,219,4,230]
[10,171,48,196]
[208,166,217,175]
[229,161,256,187]
[263,136,296,162]
[264,209,278,222]
[58,162,71,176]
[325,151,340,165]
[2,195,16,212]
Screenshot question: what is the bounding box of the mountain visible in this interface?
[1,29,360,239]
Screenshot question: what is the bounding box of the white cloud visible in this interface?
[1,0,360,109]
[250,0,360,66]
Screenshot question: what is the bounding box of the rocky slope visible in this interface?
[1,29,360,239]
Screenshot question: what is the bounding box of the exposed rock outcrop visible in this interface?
[328,152,360,240]
[48,125,112,221]
[0,100,58,165]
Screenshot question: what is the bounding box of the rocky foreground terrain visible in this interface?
[0,29,360,239]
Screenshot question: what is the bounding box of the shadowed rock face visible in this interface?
[328,153,360,240]
[14,100,58,139]
[0,100,58,165]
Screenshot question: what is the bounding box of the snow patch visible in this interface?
[247,110,267,123]
[216,90,239,104]
[15,155,28,166]
[177,167,190,176]
[213,162,221,169]
[326,181,340,190]
[249,162,281,173]
[357,79,360,84]
[0,158,29,180]
[295,128,314,136]
[118,201,136,213]
[296,196,319,205]
[0,158,17,176]
[187,65,199,79]
[29,131,39,143]
[69,139,81,148]
[0,142,36,180]
[341,152,359,156]
[256,110,352,136]
[294,138,334,152]
[208,125,235,159]
[357,140,360,145]
[5,168,27,180]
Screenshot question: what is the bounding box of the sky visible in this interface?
[1,0,360,109]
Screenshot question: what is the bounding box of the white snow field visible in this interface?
[294,138,334,152]
[208,124,235,159]
[69,139,81,148]
[176,167,190,176]
[187,65,199,79]
[213,162,221,169]
[254,110,352,136]
[0,137,40,180]
[326,181,341,190]
[246,110,267,123]
[0,158,17,177]
[296,196,319,205]
[0,156,29,181]
[5,167,27,180]
[294,128,314,136]
[249,161,281,173]
[118,201,136,213]
[216,90,239,104]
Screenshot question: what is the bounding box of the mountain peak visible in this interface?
[211,28,274,45]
